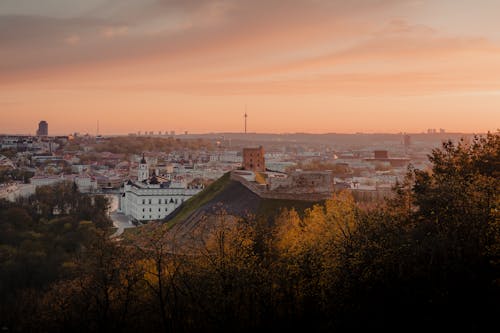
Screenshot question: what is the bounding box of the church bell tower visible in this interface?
[138,153,149,181]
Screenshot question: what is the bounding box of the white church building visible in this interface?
[119,154,202,222]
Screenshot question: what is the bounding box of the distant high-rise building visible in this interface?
[403,134,411,154]
[439,128,445,134]
[36,120,48,136]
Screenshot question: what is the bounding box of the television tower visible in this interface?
[244,105,248,134]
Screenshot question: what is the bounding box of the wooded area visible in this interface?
[0,132,498,332]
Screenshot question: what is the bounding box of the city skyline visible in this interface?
[0,118,490,137]
[1,0,500,134]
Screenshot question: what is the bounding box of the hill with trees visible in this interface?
[92,136,213,154]
[0,132,498,332]
[165,172,319,233]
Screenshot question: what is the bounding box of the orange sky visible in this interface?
[1,0,499,135]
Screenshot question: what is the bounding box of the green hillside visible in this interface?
[165,172,322,229]
[165,172,232,227]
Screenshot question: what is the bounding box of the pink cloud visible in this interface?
[64,34,81,45]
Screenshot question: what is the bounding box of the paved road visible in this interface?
[106,195,136,238]
[110,211,136,238]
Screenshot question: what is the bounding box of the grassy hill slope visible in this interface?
[166,172,321,231]
[165,172,233,227]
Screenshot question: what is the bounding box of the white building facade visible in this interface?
[119,155,202,222]
[30,174,98,193]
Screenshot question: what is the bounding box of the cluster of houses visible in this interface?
[1,133,438,222]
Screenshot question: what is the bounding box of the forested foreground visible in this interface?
[1,133,499,332]
[0,182,112,320]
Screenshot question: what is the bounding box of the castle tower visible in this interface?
[243,146,265,172]
[138,153,149,181]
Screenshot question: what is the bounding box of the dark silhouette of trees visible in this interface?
[0,132,498,332]
[0,182,113,331]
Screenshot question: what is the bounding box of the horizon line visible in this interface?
[0,130,495,137]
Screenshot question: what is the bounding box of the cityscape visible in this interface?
[1,119,466,225]
[1,1,499,332]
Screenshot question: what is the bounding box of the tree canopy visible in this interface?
[1,132,498,332]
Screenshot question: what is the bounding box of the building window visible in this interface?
[148,199,152,204]
[158,199,161,204]
[142,199,145,204]
[149,208,152,212]
[142,208,145,212]
[158,208,161,212]
[165,208,168,212]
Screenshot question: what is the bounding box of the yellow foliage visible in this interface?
[274,191,358,258]
[275,208,304,254]
[138,258,160,286]
[204,213,256,265]
[255,172,267,185]
[324,191,357,241]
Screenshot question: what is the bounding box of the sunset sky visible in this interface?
[1,0,499,135]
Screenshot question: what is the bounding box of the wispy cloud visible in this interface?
[101,26,128,38]
[64,34,81,45]
[0,0,401,77]
[1,0,500,134]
